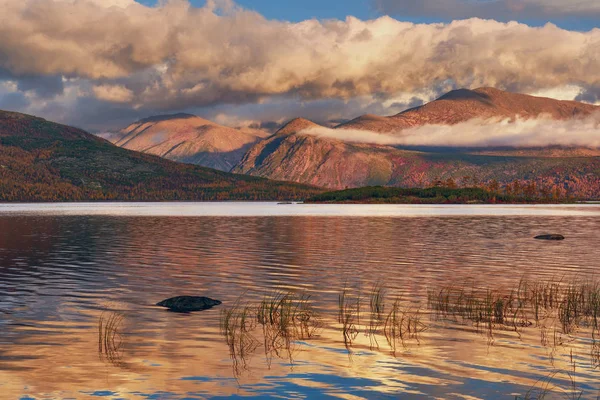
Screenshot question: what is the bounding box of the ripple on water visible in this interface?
[0,206,599,398]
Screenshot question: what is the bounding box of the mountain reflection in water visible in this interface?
[1,204,600,398]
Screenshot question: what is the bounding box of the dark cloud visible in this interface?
[0,92,30,111]
[247,121,280,133]
[16,75,64,99]
[576,86,600,104]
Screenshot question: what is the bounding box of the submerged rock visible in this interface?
[156,296,222,312]
[534,234,565,241]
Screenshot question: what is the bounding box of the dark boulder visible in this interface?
[534,234,565,241]
[156,296,222,313]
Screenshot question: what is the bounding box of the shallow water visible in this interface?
[1,203,600,399]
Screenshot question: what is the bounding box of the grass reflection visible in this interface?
[98,311,125,367]
[220,291,321,378]
[338,283,427,353]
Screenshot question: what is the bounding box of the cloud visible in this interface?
[16,75,64,99]
[1,0,600,129]
[55,0,136,7]
[372,0,600,20]
[576,86,600,105]
[92,84,135,103]
[302,114,600,148]
[0,92,30,111]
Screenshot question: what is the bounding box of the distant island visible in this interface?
[305,186,579,204]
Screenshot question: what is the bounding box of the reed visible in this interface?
[257,291,319,340]
[516,367,585,400]
[338,284,427,352]
[366,283,387,348]
[370,282,386,317]
[98,311,125,367]
[338,287,360,348]
[428,277,600,334]
[383,297,427,352]
[220,291,321,373]
[220,299,260,377]
[515,371,558,400]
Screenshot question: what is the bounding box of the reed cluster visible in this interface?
[98,311,125,367]
[220,291,320,375]
[427,284,529,332]
[220,300,260,376]
[338,283,426,351]
[428,277,600,336]
[383,298,426,352]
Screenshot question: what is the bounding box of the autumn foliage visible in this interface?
[0,111,323,202]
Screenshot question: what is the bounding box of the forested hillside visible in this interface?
[0,111,322,202]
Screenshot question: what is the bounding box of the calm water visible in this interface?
[1,203,600,399]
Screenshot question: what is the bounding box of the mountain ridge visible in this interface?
[0,110,322,202]
[335,87,599,132]
[110,113,269,172]
[233,88,600,195]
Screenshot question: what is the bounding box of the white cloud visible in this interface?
[302,114,600,148]
[1,0,600,129]
[528,85,584,101]
[54,0,136,8]
[92,84,134,103]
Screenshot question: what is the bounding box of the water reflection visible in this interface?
[0,208,600,398]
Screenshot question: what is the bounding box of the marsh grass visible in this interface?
[338,286,360,349]
[257,291,319,340]
[257,291,320,366]
[515,359,586,400]
[338,284,426,352]
[218,278,600,382]
[428,285,530,334]
[369,282,386,318]
[383,297,427,353]
[516,371,559,400]
[428,277,600,340]
[367,282,387,349]
[220,299,260,377]
[220,291,321,374]
[98,311,125,367]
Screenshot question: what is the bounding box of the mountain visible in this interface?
[338,87,598,132]
[110,113,269,171]
[233,88,600,197]
[0,110,322,202]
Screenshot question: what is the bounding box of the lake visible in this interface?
[1,203,600,399]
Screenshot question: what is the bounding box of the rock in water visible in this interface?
[156,296,222,312]
[534,234,565,241]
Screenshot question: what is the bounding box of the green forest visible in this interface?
[306,183,579,204]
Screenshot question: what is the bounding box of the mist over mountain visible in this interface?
[233,88,600,195]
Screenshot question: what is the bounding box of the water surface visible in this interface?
[1,203,600,399]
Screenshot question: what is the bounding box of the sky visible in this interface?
[0,0,599,132]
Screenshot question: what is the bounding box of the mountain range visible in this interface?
[0,111,320,202]
[232,88,600,196]
[104,88,600,192]
[2,87,600,202]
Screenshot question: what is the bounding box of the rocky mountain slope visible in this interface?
[338,87,598,132]
[233,88,600,197]
[110,113,269,171]
[0,110,321,201]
